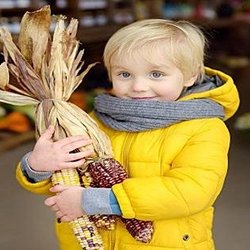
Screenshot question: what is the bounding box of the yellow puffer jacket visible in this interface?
[16,67,239,250]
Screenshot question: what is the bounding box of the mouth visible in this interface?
[131,96,157,100]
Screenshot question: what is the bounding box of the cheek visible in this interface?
[157,84,183,100]
[112,82,128,95]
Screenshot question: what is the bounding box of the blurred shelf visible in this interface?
[2,1,250,43]
[78,23,125,43]
[191,16,250,28]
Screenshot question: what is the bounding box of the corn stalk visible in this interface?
[0,6,113,249]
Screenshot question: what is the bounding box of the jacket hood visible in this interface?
[179,67,240,120]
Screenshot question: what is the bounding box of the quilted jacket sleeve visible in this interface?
[112,118,230,221]
[16,163,52,195]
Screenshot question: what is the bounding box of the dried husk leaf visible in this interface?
[18,5,51,74]
[72,62,97,94]
[0,27,20,64]
[0,62,9,89]
[56,101,113,157]
[0,90,38,105]
[46,17,96,101]
[0,27,48,98]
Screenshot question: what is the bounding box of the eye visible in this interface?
[118,72,131,78]
[150,71,165,79]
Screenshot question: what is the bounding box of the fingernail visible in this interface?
[49,186,56,192]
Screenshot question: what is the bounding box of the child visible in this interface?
[17,19,239,250]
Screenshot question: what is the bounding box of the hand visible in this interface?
[44,185,85,222]
[28,125,94,172]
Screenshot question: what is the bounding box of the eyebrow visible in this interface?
[112,64,169,70]
[147,63,171,70]
[111,65,129,71]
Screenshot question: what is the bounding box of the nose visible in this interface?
[132,78,149,92]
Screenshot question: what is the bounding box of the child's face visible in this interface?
[110,49,195,101]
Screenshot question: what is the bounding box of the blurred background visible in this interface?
[0,0,250,249]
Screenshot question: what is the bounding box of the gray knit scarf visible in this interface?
[94,94,224,132]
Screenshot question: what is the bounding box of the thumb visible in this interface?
[49,184,68,193]
[41,125,55,140]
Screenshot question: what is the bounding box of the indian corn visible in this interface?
[78,167,116,231]
[87,158,154,243]
[52,169,104,250]
[0,6,115,250]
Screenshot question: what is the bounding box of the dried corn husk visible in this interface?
[0,5,113,250]
[0,5,113,159]
[0,62,9,89]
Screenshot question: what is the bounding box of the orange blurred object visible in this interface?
[69,91,87,110]
[0,111,32,133]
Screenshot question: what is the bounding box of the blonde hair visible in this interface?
[103,19,206,82]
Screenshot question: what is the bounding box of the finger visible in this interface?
[49,185,69,193]
[61,158,86,169]
[62,139,93,153]
[44,196,56,206]
[60,215,72,222]
[65,149,94,162]
[50,204,60,212]
[56,210,64,219]
[55,136,91,149]
[41,125,55,140]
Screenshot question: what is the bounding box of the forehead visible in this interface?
[111,43,174,69]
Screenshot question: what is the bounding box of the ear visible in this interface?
[183,72,199,87]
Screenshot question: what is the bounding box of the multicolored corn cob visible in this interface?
[121,218,154,243]
[51,169,104,250]
[87,158,154,243]
[78,167,116,231]
[70,217,103,250]
[89,214,116,231]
